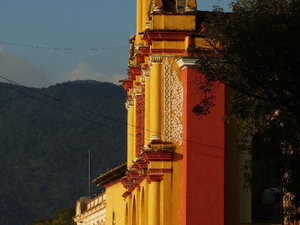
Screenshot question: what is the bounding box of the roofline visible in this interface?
[92,163,127,187]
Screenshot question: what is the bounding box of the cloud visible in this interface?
[0,46,50,87]
[65,62,123,85]
[111,74,125,84]
[0,48,124,88]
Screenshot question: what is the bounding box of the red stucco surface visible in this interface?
[182,67,225,225]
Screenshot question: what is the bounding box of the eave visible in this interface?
[93,163,127,187]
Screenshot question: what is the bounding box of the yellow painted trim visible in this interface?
[144,73,150,146]
[149,56,162,140]
[127,104,134,167]
[133,97,137,160]
[148,181,160,225]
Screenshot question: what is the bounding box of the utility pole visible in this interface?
[88,149,91,197]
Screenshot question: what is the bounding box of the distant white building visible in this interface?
[74,193,106,225]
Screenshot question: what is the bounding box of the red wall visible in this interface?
[182,67,225,225]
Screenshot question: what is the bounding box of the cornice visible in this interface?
[93,163,127,187]
[120,143,175,198]
[122,79,133,91]
[151,48,185,55]
[128,66,142,79]
[147,174,163,182]
[125,96,134,109]
[141,149,173,162]
[143,30,192,45]
[139,46,150,55]
[177,57,198,68]
[150,55,162,64]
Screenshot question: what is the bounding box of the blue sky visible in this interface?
[0,0,232,87]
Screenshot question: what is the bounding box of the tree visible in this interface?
[30,218,52,225]
[51,207,76,225]
[31,207,76,225]
[0,81,126,224]
[195,0,300,222]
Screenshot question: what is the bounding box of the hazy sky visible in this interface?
[0,0,232,87]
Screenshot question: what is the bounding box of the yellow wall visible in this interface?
[152,14,196,30]
[106,0,254,224]
[127,98,134,167]
[124,175,177,225]
[122,2,197,225]
[106,181,126,225]
[151,41,185,50]
[123,55,185,225]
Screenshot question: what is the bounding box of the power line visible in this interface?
[0,75,128,127]
[0,82,126,136]
[0,40,127,51]
[0,74,225,150]
[0,80,243,159]
[0,74,247,158]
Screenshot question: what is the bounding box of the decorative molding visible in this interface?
[125,102,132,110]
[170,69,183,144]
[148,168,172,174]
[147,174,163,182]
[151,48,185,55]
[143,30,191,45]
[141,149,173,162]
[121,176,130,188]
[150,55,162,64]
[176,57,198,68]
[134,84,143,96]
[74,194,107,224]
[121,173,148,197]
[128,66,142,79]
[136,54,145,63]
[122,191,132,198]
[163,58,172,143]
[127,169,140,180]
[145,17,151,30]
[152,0,163,12]
[125,97,134,109]
[140,75,146,84]
[150,134,161,141]
[142,68,150,77]
[163,58,184,145]
[132,157,148,170]
[120,147,174,196]
[135,85,145,156]
[122,79,133,91]
[141,68,150,84]
[139,46,150,55]
[185,0,197,11]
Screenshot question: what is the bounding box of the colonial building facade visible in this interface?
[74,194,106,225]
[92,0,242,224]
[76,0,286,224]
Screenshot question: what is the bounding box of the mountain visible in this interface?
[0,80,127,225]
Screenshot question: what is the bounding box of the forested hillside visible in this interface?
[0,80,127,225]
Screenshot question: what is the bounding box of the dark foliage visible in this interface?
[30,207,76,225]
[195,0,300,221]
[0,80,126,225]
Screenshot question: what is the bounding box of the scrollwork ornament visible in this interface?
[163,58,183,145]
